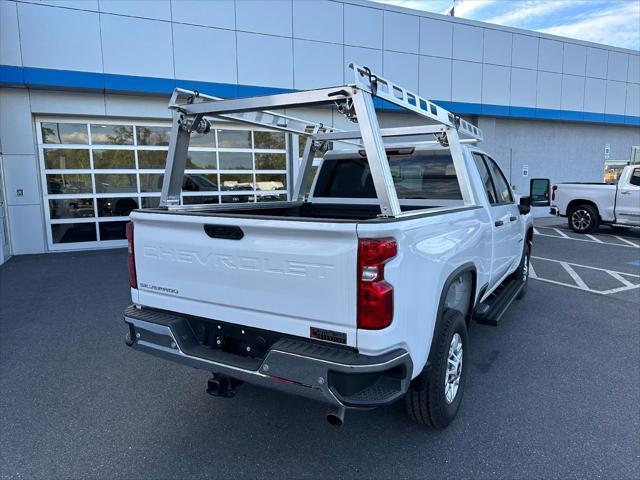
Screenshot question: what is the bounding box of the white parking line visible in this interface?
[614,235,640,248]
[534,229,640,248]
[529,255,640,296]
[608,271,635,288]
[528,261,537,279]
[532,256,640,277]
[560,262,589,289]
[585,234,603,243]
[552,228,569,238]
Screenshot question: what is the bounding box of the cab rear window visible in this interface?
[313,153,462,200]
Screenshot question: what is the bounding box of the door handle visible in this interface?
[620,190,632,195]
[494,220,504,227]
[510,216,517,222]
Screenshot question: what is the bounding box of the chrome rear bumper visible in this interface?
[124,306,412,408]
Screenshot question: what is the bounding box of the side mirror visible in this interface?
[518,196,531,215]
[530,178,551,207]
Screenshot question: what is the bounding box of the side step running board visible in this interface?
[474,276,525,326]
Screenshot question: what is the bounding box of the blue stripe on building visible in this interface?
[1,64,638,127]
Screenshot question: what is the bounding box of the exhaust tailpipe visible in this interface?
[326,405,346,427]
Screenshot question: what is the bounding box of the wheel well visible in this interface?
[440,266,477,327]
[419,265,476,379]
[567,199,599,218]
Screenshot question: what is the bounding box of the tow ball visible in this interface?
[206,374,243,398]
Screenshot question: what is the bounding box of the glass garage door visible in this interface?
[37,119,290,250]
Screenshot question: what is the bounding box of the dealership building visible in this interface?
[0,0,638,263]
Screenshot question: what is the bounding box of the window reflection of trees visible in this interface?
[136,126,171,146]
[44,149,90,169]
[138,150,167,169]
[91,125,134,145]
[93,150,135,169]
[185,152,217,169]
[217,129,251,148]
[255,153,286,170]
[254,131,285,149]
[219,152,252,170]
[41,123,88,144]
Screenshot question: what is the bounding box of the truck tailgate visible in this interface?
[130,211,359,346]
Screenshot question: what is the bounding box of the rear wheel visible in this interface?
[405,309,468,428]
[568,204,599,233]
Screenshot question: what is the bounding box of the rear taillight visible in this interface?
[551,185,557,201]
[357,238,397,330]
[126,221,137,289]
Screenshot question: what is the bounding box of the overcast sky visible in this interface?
[373,0,640,51]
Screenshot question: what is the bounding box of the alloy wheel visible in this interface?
[445,333,463,404]
[571,209,591,231]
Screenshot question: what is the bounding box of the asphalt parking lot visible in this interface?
[1,219,639,480]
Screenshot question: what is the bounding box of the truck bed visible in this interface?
[140,201,444,222]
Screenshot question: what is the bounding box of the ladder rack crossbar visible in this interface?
[350,63,483,142]
[314,124,447,141]
[170,88,362,146]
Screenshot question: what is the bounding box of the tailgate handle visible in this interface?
[204,224,244,240]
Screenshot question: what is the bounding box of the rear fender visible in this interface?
[412,262,477,387]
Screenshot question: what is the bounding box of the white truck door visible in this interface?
[472,154,520,285]
[484,156,522,274]
[615,166,640,225]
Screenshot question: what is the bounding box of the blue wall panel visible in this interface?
[24,67,104,90]
[0,65,24,85]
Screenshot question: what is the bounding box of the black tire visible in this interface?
[516,242,531,300]
[405,309,468,428]
[568,204,599,233]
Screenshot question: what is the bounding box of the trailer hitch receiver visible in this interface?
[206,374,243,398]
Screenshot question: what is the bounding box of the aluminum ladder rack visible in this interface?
[160,63,483,218]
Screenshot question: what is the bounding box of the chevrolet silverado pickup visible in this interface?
[123,65,550,427]
[551,165,640,233]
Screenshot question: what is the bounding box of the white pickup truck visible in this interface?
[551,165,640,233]
[123,66,549,427]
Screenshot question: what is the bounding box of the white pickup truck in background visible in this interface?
[123,66,550,428]
[551,165,640,233]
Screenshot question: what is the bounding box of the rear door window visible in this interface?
[485,157,513,204]
[472,153,498,204]
[314,153,462,200]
